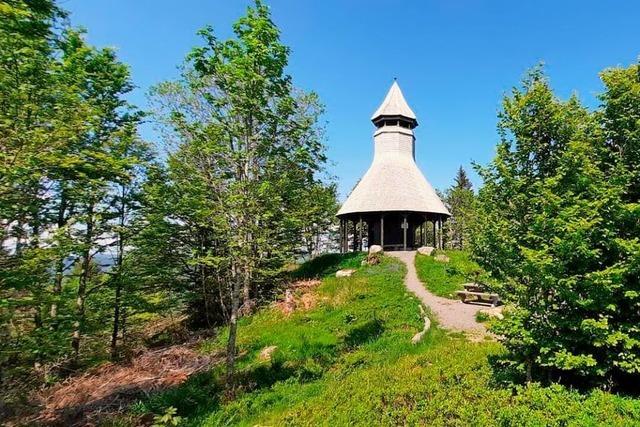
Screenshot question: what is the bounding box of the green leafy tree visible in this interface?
[149,0,329,387]
[0,1,151,373]
[473,66,640,388]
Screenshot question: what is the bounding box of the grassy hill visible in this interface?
[128,253,640,426]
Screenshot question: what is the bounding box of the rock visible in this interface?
[434,254,450,263]
[369,245,383,254]
[417,246,435,256]
[366,252,381,265]
[478,307,504,320]
[259,345,278,362]
[335,268,356,278]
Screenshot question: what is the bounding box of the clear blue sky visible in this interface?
[65,0,639,199]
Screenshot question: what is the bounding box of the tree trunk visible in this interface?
[50,190,68,320]
[72,202,94,363]
[226,261,242,389]
[110,279,122,361]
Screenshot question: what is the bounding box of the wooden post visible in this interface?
[438,216,443,250]
[340,219,344,253]
[352,220,357,252]
[432,220,436,248]
[422,215,427,246]
[358,216,363,252]
[343,219,348,253]
[402,214,408,251]
[380,214,384,249]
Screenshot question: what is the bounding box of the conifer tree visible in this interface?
[445,166,475,249]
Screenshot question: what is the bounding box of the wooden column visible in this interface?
[439,217,444,249]
[344,219,349,253]
[402,214,408,251]
[380,214,384,248]
[358,216,363,251]
[340,219,345,253]
[422,215,427,246]
[352,220,357,252]
[432,220,436,248]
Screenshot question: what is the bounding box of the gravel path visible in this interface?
[389,251,486,333]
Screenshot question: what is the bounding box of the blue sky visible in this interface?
[65,0,639,199]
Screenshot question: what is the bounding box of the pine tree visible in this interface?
[444,166,475,249]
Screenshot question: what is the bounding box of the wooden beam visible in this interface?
[380,214,384,248]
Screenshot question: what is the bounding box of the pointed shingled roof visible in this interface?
[370,80,417,123]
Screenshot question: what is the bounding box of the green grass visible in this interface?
[125,253,640,427]
[415,250,490,298]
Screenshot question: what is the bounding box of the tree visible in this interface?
[444,166,475,249]
[296,182,339,259]
[472,66,640,388]
[0,1,151,372]
[149,0,330,388]
[599,61,640,201]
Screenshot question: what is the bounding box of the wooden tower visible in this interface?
[337,81,450,251]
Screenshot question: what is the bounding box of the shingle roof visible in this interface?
[338,82,450,217]
[370,80,417,122]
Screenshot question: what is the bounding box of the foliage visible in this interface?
[147,0,333,385]
[152,406,183,427]
[472,64,640,387]
[443,166,475,249]
[415,250,490,298]
[123,254,640,426]
[0,0,156,393]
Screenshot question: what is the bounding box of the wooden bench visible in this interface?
[456,290,500,307]
[463,283,485,293]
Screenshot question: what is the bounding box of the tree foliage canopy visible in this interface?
[472,64,640,388]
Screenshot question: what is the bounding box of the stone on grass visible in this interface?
[335,268,356,278]
[434,254,450,263]
[369,245,383,254]
[417,246,435,256]
[259,345,278,362]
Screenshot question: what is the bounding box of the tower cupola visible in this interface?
[370,80,418,129]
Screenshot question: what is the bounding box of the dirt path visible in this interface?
[389,251,486,334]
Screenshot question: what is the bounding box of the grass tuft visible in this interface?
[415,249,492,298]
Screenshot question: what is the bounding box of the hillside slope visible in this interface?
[135,254,640,426]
